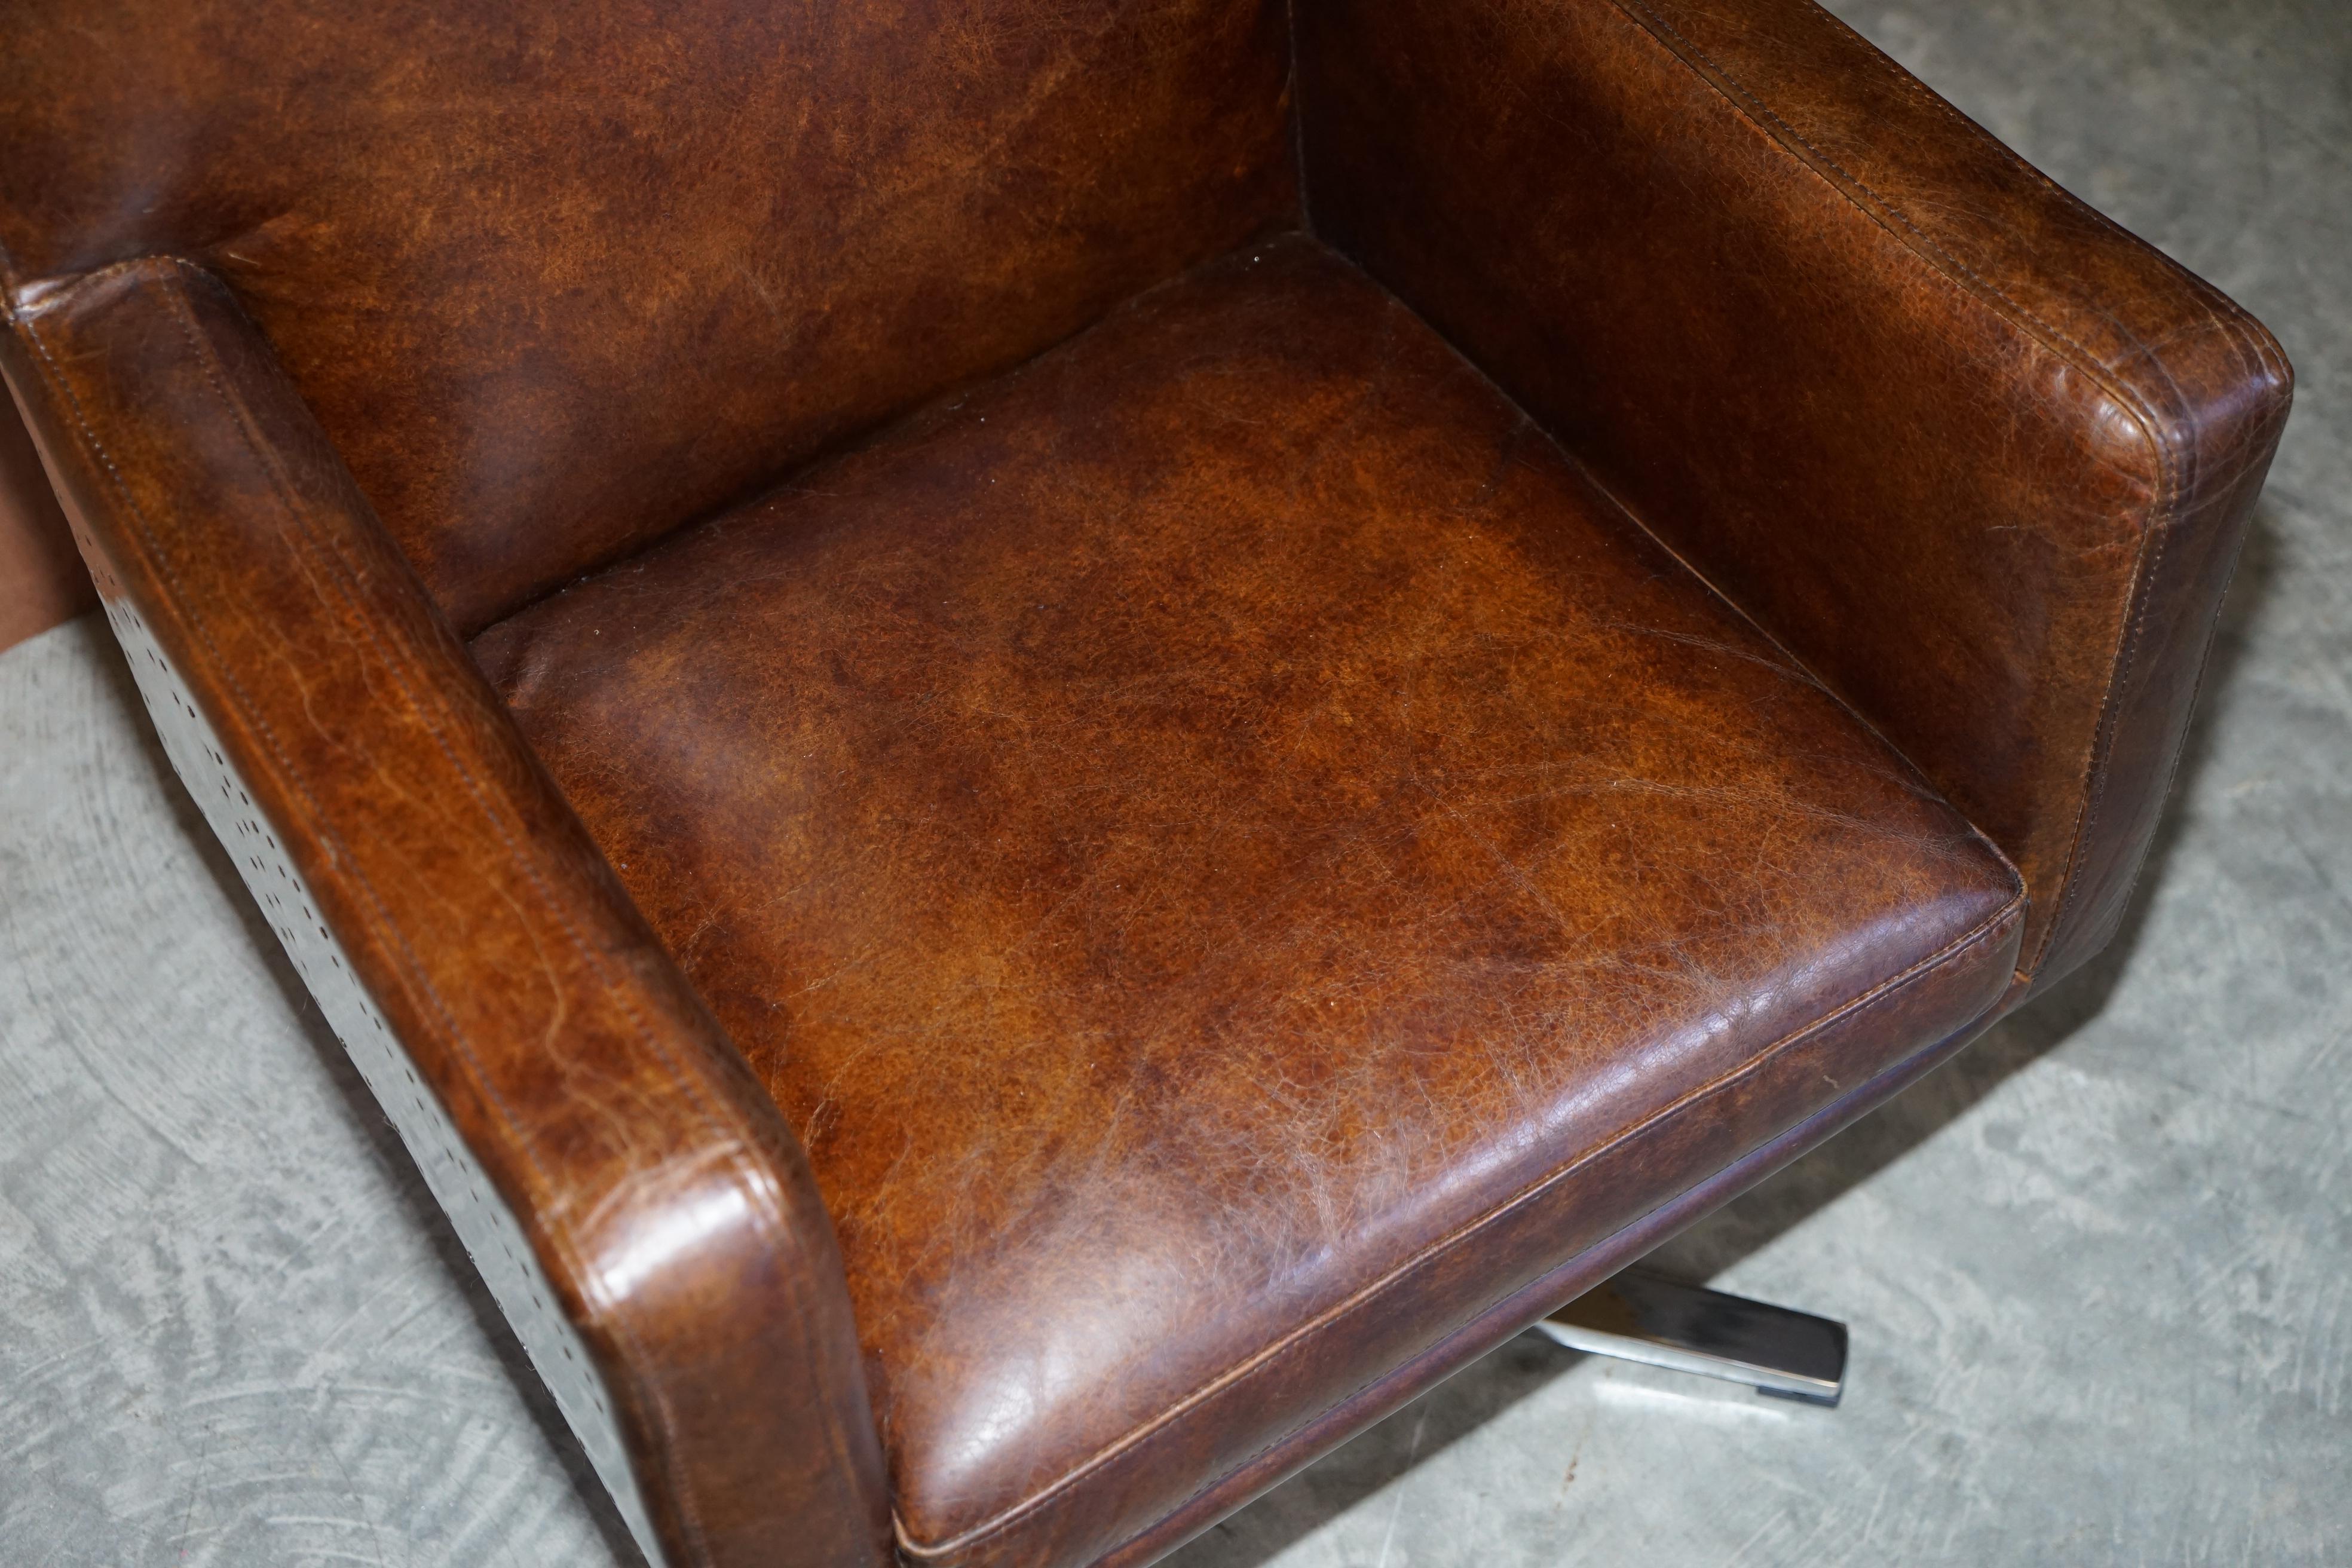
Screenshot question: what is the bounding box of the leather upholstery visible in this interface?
[0,2,2287,1566]
[0,0,1294,633]
[1299,0,2293,994]
[0,261,893,1568]
[473,236,2025,1566]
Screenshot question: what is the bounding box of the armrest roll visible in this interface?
[1,258,892,1568]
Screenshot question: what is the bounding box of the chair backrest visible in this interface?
[0,1,1296,631]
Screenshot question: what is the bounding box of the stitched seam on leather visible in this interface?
[1604,0,2182,980]
[1090,1000,1999,1568]
[1285,0,1311,231]
[19,265,757,1567]
[1614,1,2151,413]
[2050,475,2175,968]
[1827,13,2289,390]
[8,255,170,310]
[892,889,2025,1558]
[2078,503,2259,961]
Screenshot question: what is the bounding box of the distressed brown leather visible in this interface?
[0,1,2289,1566]
[1298,0,2293,993]
[473,235,2025,1566]
[0,0,1295,633]
[0,261,893,1568]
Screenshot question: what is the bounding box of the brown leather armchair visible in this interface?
[0,1,2290,1564]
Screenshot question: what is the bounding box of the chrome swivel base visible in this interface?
[1535,1270,1848,1407]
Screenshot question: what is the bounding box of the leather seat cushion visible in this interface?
[471,234,2025,1568]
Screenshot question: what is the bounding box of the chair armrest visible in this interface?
[1,259,892,1568]
[1298,0,2293,994]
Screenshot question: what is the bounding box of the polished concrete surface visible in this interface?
[4,1,2347,1563]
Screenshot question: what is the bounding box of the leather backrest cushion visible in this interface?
[0,1,1295,632]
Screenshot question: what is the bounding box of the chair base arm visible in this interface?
[1535,1269,1847,1407]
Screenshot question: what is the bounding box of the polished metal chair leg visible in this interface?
[1533,1269,1848,1407]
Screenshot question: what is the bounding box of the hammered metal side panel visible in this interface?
[93,580,668,1567]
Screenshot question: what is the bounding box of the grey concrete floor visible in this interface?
[4,1,2348,1564]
